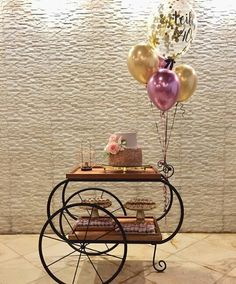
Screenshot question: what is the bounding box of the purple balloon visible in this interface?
[147,69,180,111]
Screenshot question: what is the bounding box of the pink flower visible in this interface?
[109,134,118,143]
[105,142,120,155]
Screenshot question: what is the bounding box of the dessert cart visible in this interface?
[38,165,184,284]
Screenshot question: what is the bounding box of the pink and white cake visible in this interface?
[105,132,142,167]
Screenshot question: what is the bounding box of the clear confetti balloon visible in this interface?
[148,0,197,59]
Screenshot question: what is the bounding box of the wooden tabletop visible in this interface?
[66,166,162,182]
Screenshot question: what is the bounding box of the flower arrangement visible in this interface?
[104,134,126,155]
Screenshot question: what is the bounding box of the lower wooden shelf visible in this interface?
[68,216,162,244]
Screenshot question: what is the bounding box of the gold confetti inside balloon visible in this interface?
[127,44,159,84]
[148,0,197,59]
[174,64,197,102]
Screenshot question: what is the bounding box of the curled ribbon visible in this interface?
[164,58,176,70]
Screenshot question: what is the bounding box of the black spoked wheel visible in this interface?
[62,188,127,255]
[39,203,127,284]
[47,179,69,220]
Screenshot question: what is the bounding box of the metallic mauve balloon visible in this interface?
[147,69,180,111]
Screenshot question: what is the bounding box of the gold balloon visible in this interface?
[174,64,197,102]
[127,44,159,84]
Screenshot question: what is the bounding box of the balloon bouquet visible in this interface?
[127,0,197,179]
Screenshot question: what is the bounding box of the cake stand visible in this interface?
[82,197,112,218]
[124,199,156,223]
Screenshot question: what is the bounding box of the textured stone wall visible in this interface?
[0,0,235,233]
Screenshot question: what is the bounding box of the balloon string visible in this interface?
[162,112,170,230]
[164,58,176,70]
[165,111,168,163]
[166,103,178,153]
[160,111,166,157]
[150,102,164,155]
[163,111,168,164]
[163,114,169,227]
[164,184,168,209]
[151,102,178,171]
[179,103,186,118]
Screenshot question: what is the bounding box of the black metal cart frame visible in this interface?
[39,169,184,284]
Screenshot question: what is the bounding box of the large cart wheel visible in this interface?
[39,203,127,284]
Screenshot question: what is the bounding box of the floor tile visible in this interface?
[144,255,223,284]
[228,267,236,277]
[183,233,210,241]
[0,256,44,284]
[0,242,20,263]
[30,258,138,284]
[0,234,21,244]
[157,233,200,254]
[29,245,167,283]
[119,274,155,284]
[204,233,236,251]
[27,274,55,283]
[126,244,170,261]
[25,238,83,270]
[175,238,236,274]
[0,233,236,283]
[33,268,156,284]
[105,244,170,275]
[215,275,236,284]
[3,234,39,256]
[214,267,236,284]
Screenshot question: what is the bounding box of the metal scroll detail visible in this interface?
[157,160,175,178]
[152,244,167,272]
[40,169,184,281]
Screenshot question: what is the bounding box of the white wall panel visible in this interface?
[0,0,235,232]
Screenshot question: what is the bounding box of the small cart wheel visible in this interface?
[39,202,127,284]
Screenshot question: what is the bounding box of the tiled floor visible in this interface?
[0,233,235,283]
